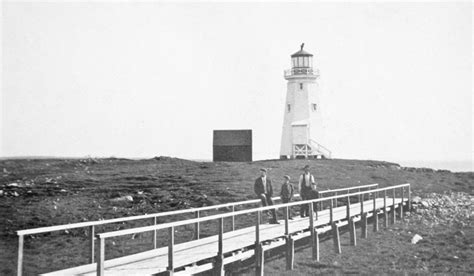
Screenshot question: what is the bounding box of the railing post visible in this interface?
[17,234,24,276]
[309,202,317,260]
[349,217,356,246]
[361,213,368,239]
[346,196,350,220]
[194,211,200,240]
[255,211,263,276]
[400,187,404,219]
[215,218,224,276]
[90,225,95,263]
[391,188,396,224]
[167,226,174,275]
[153,217,157,249]
[284,206,294,270]
[97,236,105,276]
[360,192,364,217]
[384,190,388,228]
[373,192,379,232]
[334,191,338,207]
[329,199,334,224]
[231,205,235,231]
[408,185,411,210]
[332,222,341,254]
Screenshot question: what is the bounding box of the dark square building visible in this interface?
[213,130,252,162]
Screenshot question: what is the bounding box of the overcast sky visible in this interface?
[1,2,472,168]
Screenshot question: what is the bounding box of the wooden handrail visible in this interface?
[98,184,410,239]
[15,182,382,276]
[319,183,378,195]
[17,183,377,236]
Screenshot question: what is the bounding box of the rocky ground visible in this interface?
[0,157,473,275]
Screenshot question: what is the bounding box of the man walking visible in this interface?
[254,168,279,224]
[298,165,317,217]
[280,175,294,219]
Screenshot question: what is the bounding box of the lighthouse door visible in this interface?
[292,124,310,158]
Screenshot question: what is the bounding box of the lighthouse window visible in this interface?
[287,104,291,112]
[312,103,317,111]
[300,83,303,90]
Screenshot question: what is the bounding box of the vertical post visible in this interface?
[284,206,289,235]
[334,191,338,207]
[17,234,24,276]
[255,210,263,276]
[383,190,388,228]
[90,225,95,263]
[97,236,105,276]
[360,192,364,217]
[391,188,396,224]
[153,217,157,249]
[194,211,200,240]
[231,205,235,231]
[373,191,379,232]
[329,199,334,224]
[332,222,341,254]
[346,196,351,220]
[358,188,361,203]
[315,230,320,261]
[309,202,317,260]
[286,237,294,270]
[361,213,368,238]
[408,185,411,210]
[215,218,224,276]
[349,218,356,246]
[167,226,174,275]
[400,187,404,219]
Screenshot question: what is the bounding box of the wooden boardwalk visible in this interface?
[43,195,407,276]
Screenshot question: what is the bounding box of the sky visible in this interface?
[1,2,472,170]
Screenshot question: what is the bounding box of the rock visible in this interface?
[412,196,422,204]
[60,189,67,193]
[7,183,19,187]
[111,195,134,202]
[454,230,465,237]
[411,234,423,244]
[421,201,430,208]
[12,191,19,197]
[0,190,3,196]
[137,191,144,195]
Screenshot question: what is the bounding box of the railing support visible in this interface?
[194,211,200,240]
[383,190,388,227]
[90,225,95,263]
[391,189,396,224]
[314,230,320,261]
[346,196,350,220]
[286,237,294,270]
[361,213,368,238]
[332,222,341,254]
[408,185,412,210]
[349,218,356,246]
[97,237,105,276]
[231,205,235,231]
[400,187,405,219]
[309,202,317,260]
[17,235,24,276]
[214,218,224,276]
[373,193,379,232]
[167,226,174,275]
[329,199,334,224]
[153,217,157,249]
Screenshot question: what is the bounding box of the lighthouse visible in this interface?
[279,44,331,159]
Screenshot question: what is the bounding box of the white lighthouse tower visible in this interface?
[279,43,331,159]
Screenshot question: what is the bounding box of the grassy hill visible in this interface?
[0,157,472,275]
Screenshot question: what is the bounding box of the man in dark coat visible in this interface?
[254,168,279,224]
[280,175,294,219]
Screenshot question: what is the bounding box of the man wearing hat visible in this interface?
[298,165,317,217]
[254,168,279,224]
[280,175,294,219]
